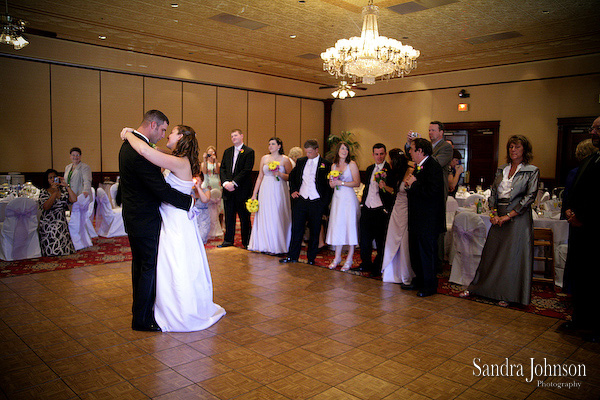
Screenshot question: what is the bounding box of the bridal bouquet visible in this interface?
[327,169,341,190]
[246,198,259,213]
[374,169,387,183]
[268,160,281,181]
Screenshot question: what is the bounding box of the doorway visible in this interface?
[556,116,596,186]
[443,121,500,189]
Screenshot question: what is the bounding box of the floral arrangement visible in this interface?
[327,169,341,190]
[245,198,259,213]
[268,160,281,181]
[319,163,326,169]
[374,169,387,183]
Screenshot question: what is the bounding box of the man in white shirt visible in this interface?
[280,140,332,265]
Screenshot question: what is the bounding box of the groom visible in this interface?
[118,110,193,331]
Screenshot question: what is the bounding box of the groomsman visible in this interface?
[405,138,446,297]
[353,143,394,277]
[280,140,332,265]
[219,129,255,248]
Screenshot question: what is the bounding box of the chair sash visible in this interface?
[4,198,39,260]
[69,193,93,250]
[450,212,487,286]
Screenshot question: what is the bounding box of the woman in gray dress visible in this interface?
[462,135,539,306]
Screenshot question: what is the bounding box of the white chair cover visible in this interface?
[68,193,93,250]
[464,193,485,207]
[85,187,98,238]
[95,188,126,237]
[555,244,568,288]
[449,212,487,286]
[0,197,41,261]
[444,196,460,261]
[110,183,119,208]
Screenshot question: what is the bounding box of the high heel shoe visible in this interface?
[459,290,470,298]
[498,301,509,307]
[328,260,341,269]
[341,260,352,272]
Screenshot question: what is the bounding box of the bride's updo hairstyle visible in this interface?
[172,125,200,176]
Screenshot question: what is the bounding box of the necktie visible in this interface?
[67,167,74,185]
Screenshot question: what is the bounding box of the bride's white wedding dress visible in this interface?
[381,181,414,284]
[154,172,225,332]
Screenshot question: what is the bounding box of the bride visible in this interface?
[120,125,225,332]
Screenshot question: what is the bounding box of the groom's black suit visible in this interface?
[287,156,332,263]
[220,144,255,247]
[118,133,192,330]
[406,156,445,294]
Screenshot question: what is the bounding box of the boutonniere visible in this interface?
[319,163,325,169]
[416,165,423,173]
[240,148,245,154]
[149,143,156,149]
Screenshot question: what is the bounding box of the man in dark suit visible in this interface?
[219,129,255,248]
[280,140,332,265]
[118,110,193,331]
[563,115,600,342]
[405,138,446,297]
[352,143,394,277]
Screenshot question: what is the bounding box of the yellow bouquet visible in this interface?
[268,160,281,180]
[246,198,259,213]
[327,169,341,190]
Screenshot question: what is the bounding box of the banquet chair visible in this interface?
[464,193,485,208]
[444,196,459,261]
[68,193,93,250]
[449,211,487,286]
[0,197,41,261]
[110,183,119,208]
[85,187,98,238]
[95,188,126,237]
[532,227,554,286]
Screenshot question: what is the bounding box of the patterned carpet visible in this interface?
[1,233,571,320]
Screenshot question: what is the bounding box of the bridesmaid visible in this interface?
[326,142,361,271]
[248,137,293,254]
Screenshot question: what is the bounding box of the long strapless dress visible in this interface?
[154,172,225,332]
[326,167,359,246]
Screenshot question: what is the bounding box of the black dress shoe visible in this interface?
[417,290,437,298]
[307,260,315,265]
[217,242,233,248]
[279,257,298,264]
[349,266,364,272]
[132,323,162,332]
[400,283,417,290]
[583,334,600,343]
[559,321,579,331]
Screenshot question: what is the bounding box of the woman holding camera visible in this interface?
[201,146,224,239]
[38,169,77,256]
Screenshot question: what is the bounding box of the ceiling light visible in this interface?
[98,35,106,40]
[321,0,420,85]
[331,81,356,99]
[171,3,179,8]
[0,0,29,50]
[289,34,296,39]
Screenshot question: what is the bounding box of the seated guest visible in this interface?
[463,135,539,306]
[64,147,92,198]
[288,146,303,169]
[448,149,464,196]
[38,169,77,256]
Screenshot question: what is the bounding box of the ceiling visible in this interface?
[8,0,600,86]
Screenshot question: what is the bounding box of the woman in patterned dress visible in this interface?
[38,169,77,256]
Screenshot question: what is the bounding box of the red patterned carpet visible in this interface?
[1,233,571,320]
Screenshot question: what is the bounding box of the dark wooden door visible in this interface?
[444,121,500,189]
[556,116,596,185]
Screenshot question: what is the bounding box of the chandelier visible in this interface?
[321,0,419,85]
[331,81,356,99]
[1,0,29,50]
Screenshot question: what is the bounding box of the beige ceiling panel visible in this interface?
[50,65,101,172]
[101,72,144,172]
[0,59,51,173]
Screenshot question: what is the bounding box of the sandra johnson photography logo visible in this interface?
[473,358,586,387]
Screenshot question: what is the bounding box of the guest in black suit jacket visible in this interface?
[405,138,446,297]
[118,110,193,331]
[354,143,394,276]
[219,129,255,248]
[280,140,332,265]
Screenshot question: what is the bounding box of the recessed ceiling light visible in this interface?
[289,34,297,39]
[542,10,549,14]
[298,0,306,3]
[171,3,179,8]
[99,35,106,40]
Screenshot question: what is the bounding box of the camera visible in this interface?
[409,131,419,139]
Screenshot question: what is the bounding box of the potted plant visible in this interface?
[325,131,360,162]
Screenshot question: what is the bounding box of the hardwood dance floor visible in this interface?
[1,246,598,399]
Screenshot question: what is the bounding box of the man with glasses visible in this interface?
[562,116,600,342]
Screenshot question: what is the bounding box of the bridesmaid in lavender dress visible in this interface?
[326,142,361,271]
[248,137,293,255]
